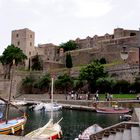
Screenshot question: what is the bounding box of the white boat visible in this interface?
[11,99,27,106]
[120,114,132,121]
[31,102,62,111]
[26,77,63,140]
[77,124,103,140]
[0,100,5,104]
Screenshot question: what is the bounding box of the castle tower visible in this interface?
[11,28,36,68]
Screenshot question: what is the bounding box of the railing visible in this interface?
[90,121,139,140]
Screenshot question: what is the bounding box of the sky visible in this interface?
[0,0,140,54]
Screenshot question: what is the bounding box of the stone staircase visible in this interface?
[90,122,140,140]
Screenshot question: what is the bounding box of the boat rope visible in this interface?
[21,124,24,130]
[11,127,15,134]
[58,132,61,138]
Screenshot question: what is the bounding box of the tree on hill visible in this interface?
[59,40,77,52]
[31,54,43,71]
[66,52,73,75]
[22,74,51,94]
[34,74,51,91]
[22,75,35,94]
[96,77,115,94]
[0,44,27,79]
[79,60,108,93]
[55,74,73,94]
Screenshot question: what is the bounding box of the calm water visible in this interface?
[1,105,122,140]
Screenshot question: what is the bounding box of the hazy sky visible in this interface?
[0,0,140,54]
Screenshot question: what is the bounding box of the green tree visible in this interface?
[0,44,27,79]
[96,77,115,94]
[34,74,51,91]
[31,54,43,71]
[99,57,106,64]
[79,61,108,92]
[73,78,84,91]
[22,75,35,94]
[66,52,73,75]
[55,74,73,94]
[59,40,77,52]
[113,80,130,94]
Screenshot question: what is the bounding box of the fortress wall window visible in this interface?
[30,42,32,46]
[17,41,20,46]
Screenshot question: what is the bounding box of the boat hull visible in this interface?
[96,108,130,114]
[78,124,103,140]
[0,116,27,135]
[26,119,62,139]
[33,103,62,111]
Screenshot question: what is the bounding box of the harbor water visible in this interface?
[1,105,122,140]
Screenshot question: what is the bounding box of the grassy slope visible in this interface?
[99,94,137,100]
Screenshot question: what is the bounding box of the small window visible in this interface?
[16,34,19,38]
[30,42,32,46]
[17,41,20,46]
[29,51,31,55]
[30,34,32,38]
[130,33,136,36]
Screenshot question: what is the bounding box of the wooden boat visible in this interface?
[96,107,130,114]
[77,124,103,140]
[0,114,27,135]
[26,118,62,139]
[0,60,27,135]
[26,77,63,139]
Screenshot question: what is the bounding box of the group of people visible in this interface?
[105,93,113,101]
[92,92,99,101]
[92,91,113,102]
[66,90,81,100]
[65,90,114,102]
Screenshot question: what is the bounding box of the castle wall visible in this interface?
[11,27,140,73]
[11,28,36,68]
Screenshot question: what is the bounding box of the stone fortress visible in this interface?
[11,28,140,73]
[0,27,137,97]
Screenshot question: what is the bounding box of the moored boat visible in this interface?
[11,100,27,106]
[26,118,62,140]
[31,102,62,111]
[120,114,132,121]
[0,59,27,135]
[76,124,103,140]
[96,107,130,114]
[26,77,63,139]
[0,114,27,135]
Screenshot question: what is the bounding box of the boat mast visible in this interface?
[5,59,15,124]
[51,77,54,122]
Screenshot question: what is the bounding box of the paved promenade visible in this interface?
[16,93,67,101]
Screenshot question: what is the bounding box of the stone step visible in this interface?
[102,137,108,140]
[114,132,123,140]
[122,129,131,140]
[131,127,140,140]
[107,134,115,140]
